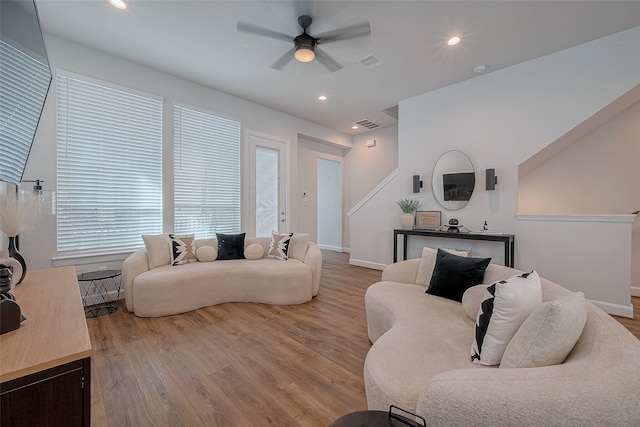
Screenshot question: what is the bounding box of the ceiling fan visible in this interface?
[237,14,370,72]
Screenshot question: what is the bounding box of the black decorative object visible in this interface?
[7,236,26,285]
[447,218,460,233]
[0,264,25,334]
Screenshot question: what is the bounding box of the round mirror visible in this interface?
[432,150,475,210]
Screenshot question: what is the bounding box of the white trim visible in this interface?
[347,168,399,217]
[515,213,636,223]
[631,286,640,298]
[348,258,386,270]
[57,68,164,102]
[588,299,633,318]
[341,247,351,254]
[317,244,342,252]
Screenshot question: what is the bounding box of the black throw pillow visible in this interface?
[426,249,491,302]
[216,232,246,260]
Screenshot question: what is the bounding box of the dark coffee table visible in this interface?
[329,406,426,427]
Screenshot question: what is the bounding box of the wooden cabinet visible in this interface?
[0,267,92,426]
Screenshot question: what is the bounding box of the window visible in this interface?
[56,73,162,253]
[174,105,241,238]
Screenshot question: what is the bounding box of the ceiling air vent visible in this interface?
[358,53,384,70]
[354,119,381,130]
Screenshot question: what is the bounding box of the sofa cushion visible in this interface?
[426,249,491,302]
[462,284,489,321]
[195,245,217,262]
[142,233,171,269]
[289,233,310,261]
[169,234,197,265]
[471,271,542,366]
[216,233,246,260]
[244,243,264,260]
[501,292,587,368]
[268,231,293,260]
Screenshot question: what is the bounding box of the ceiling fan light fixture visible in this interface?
[295,46,315,63]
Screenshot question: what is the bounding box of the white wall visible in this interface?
[350,26,640,316]
[15,34,352,271]
[519,100,640,291]
[344,125,398,251]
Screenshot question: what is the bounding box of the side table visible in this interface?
[77,269,122,318]
[329,406,426,427]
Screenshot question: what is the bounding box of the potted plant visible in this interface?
[396,198,422,229]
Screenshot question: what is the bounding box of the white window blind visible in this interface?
[174,105,241,238]
[0,39,51,184]
[56,74,162,253]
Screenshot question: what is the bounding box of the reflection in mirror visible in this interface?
[432,150,475,210]
[0,0,52,184]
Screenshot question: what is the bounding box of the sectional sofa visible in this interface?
[364,247,640,425]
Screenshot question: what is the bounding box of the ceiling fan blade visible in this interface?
[237,21,292,43]
[270,47,296,70]
[315,21,371,44]
[314,47,343,72]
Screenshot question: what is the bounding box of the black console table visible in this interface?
[394,229,515,267]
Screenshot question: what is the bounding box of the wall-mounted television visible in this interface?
[443,172,475,201]
[0,0,52,185]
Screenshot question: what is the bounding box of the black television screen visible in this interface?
[443,172,475,201]
[0,0,52,185]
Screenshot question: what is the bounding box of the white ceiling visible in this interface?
[36,0,640,135]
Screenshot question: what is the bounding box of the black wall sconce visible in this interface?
[486,169,497,191]
[413,175,423,193]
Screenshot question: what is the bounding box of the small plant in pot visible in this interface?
[396,198,422,229]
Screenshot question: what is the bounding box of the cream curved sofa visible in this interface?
[364,248,640,426]
[122,236,322,317]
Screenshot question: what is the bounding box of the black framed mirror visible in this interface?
[432,150,475,210]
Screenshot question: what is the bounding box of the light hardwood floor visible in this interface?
[87,251,640,426]
[87,250,379,427]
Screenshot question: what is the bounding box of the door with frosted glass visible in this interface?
[249,135,287,237]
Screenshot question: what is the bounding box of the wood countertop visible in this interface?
[0,266,92,383]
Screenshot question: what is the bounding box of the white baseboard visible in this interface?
[631,286,640,298]
[341,247,350,254]
[318,244,343,252]
[349,258,386,270]
[589,299,634,319]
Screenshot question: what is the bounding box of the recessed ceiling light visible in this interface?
[447,35,461,46]
[109,0,127,10]
[318,95,327,101]
[352,125,359,130]
[473,64,487,74]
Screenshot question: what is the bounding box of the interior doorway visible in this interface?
[317,158,342,252]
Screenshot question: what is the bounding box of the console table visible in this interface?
[394,229,515,267]
[1,267,92,426]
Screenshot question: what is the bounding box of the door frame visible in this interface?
[316,154,344,252]
[242,129,290,236]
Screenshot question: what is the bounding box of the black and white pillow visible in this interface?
[268,231,293,260]
[471,271,542,365]
[169,234,197,266]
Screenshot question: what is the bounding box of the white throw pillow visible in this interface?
[471,271,543,366]
[268,231,293,260]
[288,233,310,261]
[416,247,438,285]
[500,292,587,368]
[169,234,197,265]
[142,234,172,269]
[244,243,264,260]
[462,284,489,321]
[196,246,217,262]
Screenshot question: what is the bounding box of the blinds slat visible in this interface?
[174,105,241,238]
[56,74,163,252]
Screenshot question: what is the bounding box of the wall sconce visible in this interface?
[366,139,376,148]
[413,175,423,193]
[486,169,497,191]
